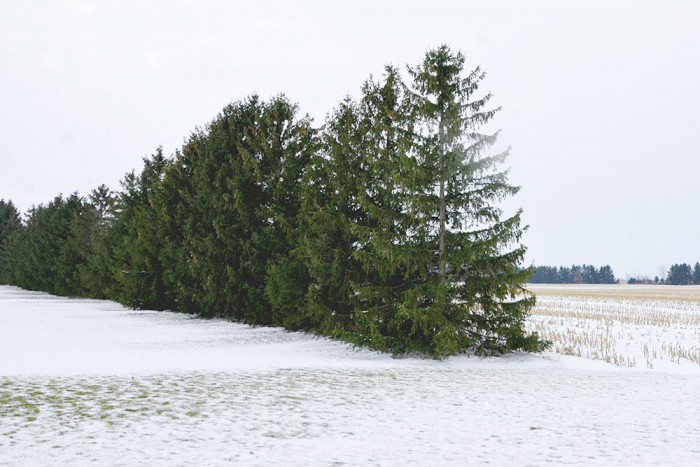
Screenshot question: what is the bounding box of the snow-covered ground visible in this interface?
[2,285,700,465]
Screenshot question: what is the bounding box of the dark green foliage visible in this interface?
[628,277,655,285]
[154,150,197,313]
[582,265,598,283]
[268,97,366,334]
[531,264,617,284]
[0,199,22,284]
[288,47,542,357]
[348,67,434,354]
[0,46,546,358]
[530,266,558,283]
[403,46,539,356]
[111,149,171,309]
[598,265,616,284]
[694,263,700,285]
[0,200,21,246]
[1,194,93,295]
[667,263,693,285]
[174,95,315,321]
[72,185,118,298]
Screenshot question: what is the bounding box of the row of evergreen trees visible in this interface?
[0,46,545,358]
[665,263,700,285]
[530,265,617,284]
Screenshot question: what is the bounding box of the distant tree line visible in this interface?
[529,265,617,284]
[0,46,547,358]
[626,277,659,285]
[608,263,700,285]
[664,263,700,285]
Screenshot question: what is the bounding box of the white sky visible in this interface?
[1,0,698,278]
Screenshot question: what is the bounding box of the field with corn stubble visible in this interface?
[526,284,700,371]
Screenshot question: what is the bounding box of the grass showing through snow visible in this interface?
[2,285,700,465]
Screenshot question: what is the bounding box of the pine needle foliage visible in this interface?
[0,199,23,285]
[404,45,541,355]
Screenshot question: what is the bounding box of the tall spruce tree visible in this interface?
[156,142,199,313]
[693,262,700,285]
[180,95,314,322]
[348,66,442,354]
[310,48,542,357]
[267,97,362,333]
[112,148,171,309]
[404,45,540,355]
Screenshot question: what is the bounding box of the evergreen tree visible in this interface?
[79,185,118,298]
[582,264,599,284]
[267,97,362,333]
[693,262,700,285]
[4,194,90,295]
[155,144,198,313]
[531,266,560,283]
[570,265,583,284]
[406,45,540,355]
[1,193,118,296]
[0,200,21,245]
[178,95,314,322]
[348,66,431,353]
[598,265,616,284]
[667,263,693,285]
[0,200,22,284]
[112,149,171,309]
[558,266,571,283]
[58,193,95,295]
[340,46,541,356]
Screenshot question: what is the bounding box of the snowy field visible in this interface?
[527,284,700,370]
[2,285,700,466]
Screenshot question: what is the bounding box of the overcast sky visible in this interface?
[1,0,698,278]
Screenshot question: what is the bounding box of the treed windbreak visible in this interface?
[0,46,545,358]
[530,265,618,284]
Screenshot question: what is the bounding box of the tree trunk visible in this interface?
[439,178,446,284]
[438,114,447,286]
